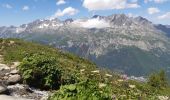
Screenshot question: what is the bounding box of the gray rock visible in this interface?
[0,64,10,71]
[8,75,21,85]
[0,85,7,94]
[11,62,20,68]
[0,80,8,86]
[0,95,33,100]
[5,73,10,76]
[7,83,50,100]
[3,76,9,80]
[10,69,19,75]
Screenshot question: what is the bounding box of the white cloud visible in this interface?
[56,0,66,5]
[154,0,168,3]
[127,3,140,8]
[144,0,168,3]
[51,7,79,18]
[158,12,170,19]
[127,13,138,17]
[127,13,134,17]
[72,18,110,28]
[82,0,140,11]
[147,7,160,14]
[2,4,12,9]
[22,6,29,11]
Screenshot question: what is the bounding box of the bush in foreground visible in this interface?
[18,53,62,89]
[49,79,113,100]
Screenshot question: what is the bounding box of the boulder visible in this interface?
[9,41,15,44]
[0,85,8,94]
[10,69,19,75]
[3,76,9,80]
[8,75,21,85]
[5,73,10,76]
[11,62,20,68]
[0,95,33,100]
[0,64,10,71]
[0,80,8,86]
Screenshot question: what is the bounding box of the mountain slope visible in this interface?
[0,14,170,77]
[0,38,170,99]
[155,24,170,37]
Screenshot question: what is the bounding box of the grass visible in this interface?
[0,38,170,99]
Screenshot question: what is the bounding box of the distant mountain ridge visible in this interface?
[0,14,170,77]
[0,14,169,36]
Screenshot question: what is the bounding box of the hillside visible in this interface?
[0,38,170,99]
[1,14,170,78]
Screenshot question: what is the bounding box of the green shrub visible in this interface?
[18,52,90,90]
[148,70,168,89]
[49,80,113,100]
[159,70,168,88]
[18,53,62,89]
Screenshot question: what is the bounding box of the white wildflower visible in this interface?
[80,69,85,72]
[105,73,112,77]
[10,41,15,44]
[129,85,136,88]
[99,83,106,88]
[158,96,169,100]
[117,79,123,82]
[91,70,99,73]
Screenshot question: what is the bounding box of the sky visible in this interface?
[0,0,170,26]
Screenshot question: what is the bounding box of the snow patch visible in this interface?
[16,27,25,33]
[72,18,110,28]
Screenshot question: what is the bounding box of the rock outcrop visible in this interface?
[0,56,50,100]
[0,95,32,100]
[0,85,8,94]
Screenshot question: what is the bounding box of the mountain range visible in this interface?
[1,14,170,77]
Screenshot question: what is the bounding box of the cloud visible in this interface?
[144,0,168,3]
[56,0,66,5]
[82,0,140,11]
[51,7,79,18]
[127,13,138,17]
[147,7,160,14]
[127,3,140,8]
[154,0,168,3]
[127,13,134,17]
[72,18,110,28]
[158,12,170,19]
[22,6,29,11]
[2,4,12,9]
